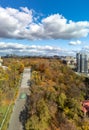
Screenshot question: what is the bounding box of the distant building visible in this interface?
[61,56,76,65]
[0,57,7,70]
[76,53,88,74]
[0,56,3,66]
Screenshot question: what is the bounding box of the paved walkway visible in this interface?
[21,68,31,88]
[8,68,31,130]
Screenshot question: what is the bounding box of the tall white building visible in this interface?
[76,53,88,74]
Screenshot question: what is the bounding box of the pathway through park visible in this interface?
[8,68,31,130]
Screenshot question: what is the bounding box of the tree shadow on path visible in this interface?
[19,95,30,130]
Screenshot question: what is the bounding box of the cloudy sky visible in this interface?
[0,0,89,56]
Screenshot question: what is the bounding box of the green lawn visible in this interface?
[0,88,19,130]
[0,105,8,125]
[1,104,13,130]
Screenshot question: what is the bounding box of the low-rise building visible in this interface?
[0,56,3,66]
[61,56,76,66]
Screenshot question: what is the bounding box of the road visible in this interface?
[8,68,31,130]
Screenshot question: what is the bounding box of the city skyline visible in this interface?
[0,0,89,56]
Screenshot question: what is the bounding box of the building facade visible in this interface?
[76,53,88,74]
[0,56,3,66]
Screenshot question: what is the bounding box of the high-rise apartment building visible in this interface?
[76,53,88,74]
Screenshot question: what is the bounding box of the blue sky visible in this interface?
[0,0,89,56]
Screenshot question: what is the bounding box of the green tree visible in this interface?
[26,115,39,130]
[57,93,67,110]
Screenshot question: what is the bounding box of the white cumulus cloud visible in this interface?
[0,7,89,40]
[0,42,75,56]
[69,40,82,45]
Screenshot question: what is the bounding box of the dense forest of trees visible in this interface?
[20,57,89,130]
[1,57,89,130]
[0,58,24,119]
